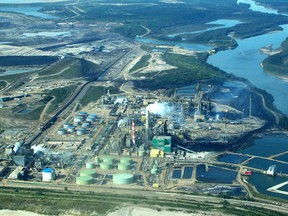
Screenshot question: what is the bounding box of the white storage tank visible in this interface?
[82,122,90,128]
[78,111,88,117]
[63,122,71,129]
[42,167,55,182]
[67,125,75,133]
[57,128,66,135]
[74,115,84,123]
[77,128,86,135]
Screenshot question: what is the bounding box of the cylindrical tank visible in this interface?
[42,167,55,182]
[57,128,66,135]
[63,122,70,129]
[120,157,131,164]
[76,176,93,185]
[95,156,101,165]
[86,161,95,169]
[76,128,86,135]
[78,111,88,116]
[80,169,97,177]
[67,125,75,133]
[113,173,134,185]
[100,162,113,170]
[82,122,90,128]
[118,162,130,171]
[74,115,84,123]
[88,114,97,118]
[103,156,114,163]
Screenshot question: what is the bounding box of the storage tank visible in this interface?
[80,169,97,177]
[76,128,86,135]
[63,122,71,129]
[57,128,66,135]
[120,157,131,164]
[76,176,93,185]
[78,111,88,116]
[118,162,130,171]
[74,115,84,123]
[100,162,113,170]
[42,167,55,182]
[67,125,75,133]
[103,156,114,163]
[82,122,90,128]
[113,173,134,185]
[86,161,95,169]
[95,156,101,165]
[87,114,97,122]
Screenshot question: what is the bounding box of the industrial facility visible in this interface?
[0,79,282,199]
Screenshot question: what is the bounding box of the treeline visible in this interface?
[262,37,288,77]
[135,53,231,89]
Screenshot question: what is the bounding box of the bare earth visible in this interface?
[107,206,228,216]
[0,207,229,216]
[0,210,44,216]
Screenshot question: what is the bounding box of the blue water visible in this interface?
[275,153,288,163]
[196,165,237,184]
[238,134,288,157]
[0,6,58,19]
[248,172,288,200]
[172,169,181,179]
[279,184,288,192]
[208,23,288,115]
[237,0,280,15]
[246,158,288,174]
[183,167,193,179]
[218,154,250,164]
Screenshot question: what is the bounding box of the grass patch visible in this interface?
[38,58,78,77]
[135,52,230,89]
[79,86,120,107]
[43,60,83,80]
[0,73,26,83]
[114,23,147,38]
[129,54,151,73]
[0,81,6,90]
[37,58,101,80]
[46,85,77,114]
[19,106,45,121]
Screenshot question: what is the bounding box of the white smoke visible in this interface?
[13,142,22,153]
[31,145,46,154]
[146,102,171,116]
[118,118,128,127]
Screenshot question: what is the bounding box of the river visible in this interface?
[208,1,288,115]
[0,6,58,19]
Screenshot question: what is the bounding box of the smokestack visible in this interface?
[146,110,150,141]
[132,121,136,145]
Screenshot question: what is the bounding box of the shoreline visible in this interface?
[260,62,288,83]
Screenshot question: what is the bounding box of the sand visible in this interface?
[107,206,226,216]
[0,210,45,216]
[0,206,228,216]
